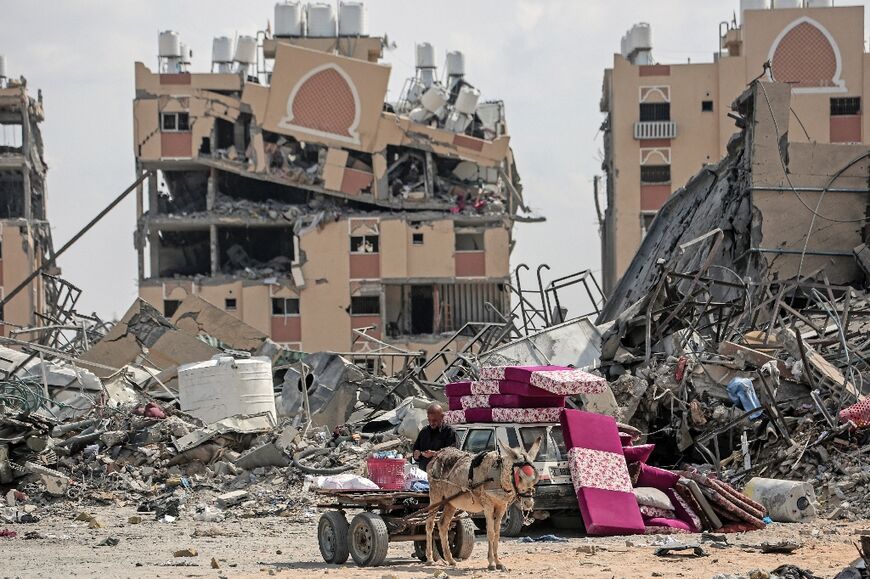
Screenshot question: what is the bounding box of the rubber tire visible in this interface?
[317,511,350,564]
[453,518,476,560]
[500,503,525,537]
[413,519,476,562]
[349,512,390,567]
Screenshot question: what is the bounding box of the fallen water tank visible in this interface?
[179,355,276,424]
[454,85,480,115]
[743,477,818,523]
[421,84,448,113]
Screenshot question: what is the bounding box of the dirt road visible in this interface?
[1,505,864,578]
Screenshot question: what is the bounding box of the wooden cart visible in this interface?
[314,489,476,567]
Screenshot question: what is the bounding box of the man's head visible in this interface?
[427,403,444,429]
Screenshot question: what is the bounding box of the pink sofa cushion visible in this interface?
[447,394,566,410]
[480,366,607,396]
[443,407,563,425]
[635,463,680,490]
[623,444,655,464]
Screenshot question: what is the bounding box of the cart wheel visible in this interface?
[413,519,476,562]
[453,518,476,560]
[349,512,389,567]
[500,503,525,537]
[318,511,350,564]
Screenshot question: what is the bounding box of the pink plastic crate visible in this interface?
[366,456,406,490]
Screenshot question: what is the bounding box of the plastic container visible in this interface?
[366,456,407,490]
[178,355,276,424]
[743,477,818,522]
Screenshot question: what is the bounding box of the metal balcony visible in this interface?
[634,121,677,140]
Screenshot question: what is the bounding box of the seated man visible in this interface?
[412,403,458,472]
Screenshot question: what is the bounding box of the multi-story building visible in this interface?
[600,0,870,293]
[0,58,53,334]
[132,2,528,361]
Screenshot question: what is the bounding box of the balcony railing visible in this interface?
[634,121,677,140]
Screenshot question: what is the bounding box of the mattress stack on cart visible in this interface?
[442,365,607,425]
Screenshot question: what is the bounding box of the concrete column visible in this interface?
[135,166,145,281]
[148,173,159,278]
[206,167,216,211]
[210,224,219,276]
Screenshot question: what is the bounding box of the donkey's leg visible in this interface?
[425,507,438,564]
[491,502,508,571]
[483,503,496,571]
[438,503,458,566]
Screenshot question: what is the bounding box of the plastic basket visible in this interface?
[366,456,407,490]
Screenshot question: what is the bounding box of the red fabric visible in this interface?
[444,407,563,425]
[623,444,655,465]
[635,463,679,490]
[447,394,565,410]
[643,516,692,533]
[667,488,702,533]
[480,366,607,395]
[445,381,472,397]
[619,433,634,447]
[560,409,645,536]
[839,397,870,429]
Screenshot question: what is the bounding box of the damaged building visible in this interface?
[132,2,535,363]
[600,1,870,293]
[0,57,55,334]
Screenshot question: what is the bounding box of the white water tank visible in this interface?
[416,42,436,68]
[741,0,772,12]
[774,0,803,8]
[339,2,367,36]
[213,36,234,64]
[179,356,277,424]
[158,31,181,57]
[806,0,833,7]
[275,1,305,36]
[629,23,652,51]
[445,51,465,78]
[421,85,448,113]
[0,55,6,79]
[235,35,257,65]
[454,86,480,115]
[307,3,337,37]
[179,43,191,64]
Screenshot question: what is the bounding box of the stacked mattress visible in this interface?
[442,365,606,425]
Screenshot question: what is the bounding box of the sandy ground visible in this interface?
[0,504,866,579]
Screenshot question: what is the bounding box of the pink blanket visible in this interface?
[445,379,563,398]
[447,394,565,410]
[560,409,645,536]
[443,407,563,425]
[480,365,607,396]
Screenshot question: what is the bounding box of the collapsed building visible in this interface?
[132,2,536,366]
[0,57,55,334]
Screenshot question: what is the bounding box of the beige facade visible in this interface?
[600,4,870,293]
[0,81,52,334]
[133,18,524,364]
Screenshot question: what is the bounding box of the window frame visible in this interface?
[462,428,496,453]
[160,111,191,133]
[640,164,671,184]
[412,233,424,245]
[225,298,237,311]
[271,297,300,316]
[350,234,380,254]
[350,295,380,316]
[831,97,861,116]
[639,102,671,122]
[701,100,714,112]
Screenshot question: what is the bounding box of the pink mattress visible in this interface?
[559,409,645,536]
[480,365,607,396]
[443,407,563,425]
[447,394,565,411]
[445,379,563,398]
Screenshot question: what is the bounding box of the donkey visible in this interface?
[425,436,542,571]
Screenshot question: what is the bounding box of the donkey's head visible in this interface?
[498,436,542,497]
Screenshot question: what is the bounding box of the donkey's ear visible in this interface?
[499,439,517,459]
[527,436,543,462]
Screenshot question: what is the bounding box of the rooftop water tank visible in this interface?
[179,43,192,65]
[158,31,181,57]
[275,1,305,36]
[741,0,772,13]
[178,356,277,424]
[307,3,337,37]
[421,85,448,113]
[212,36,234,64]
[805,0,833,7]
[454,86,480,115]
[339,2,367,36]
[0,55,6,79]
[629,23,652,52]
[445,51,465,78]
[416,42,436,68]
[234,35,257,65]
[774,0,803,8]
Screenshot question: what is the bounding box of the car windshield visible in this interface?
[519,426,564,462]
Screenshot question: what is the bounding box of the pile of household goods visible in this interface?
[312,451,429,492]
[443,365,607,424]
[560,407,768,536]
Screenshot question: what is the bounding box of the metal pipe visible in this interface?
[750,186,870,193]
[750,247,853,257]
